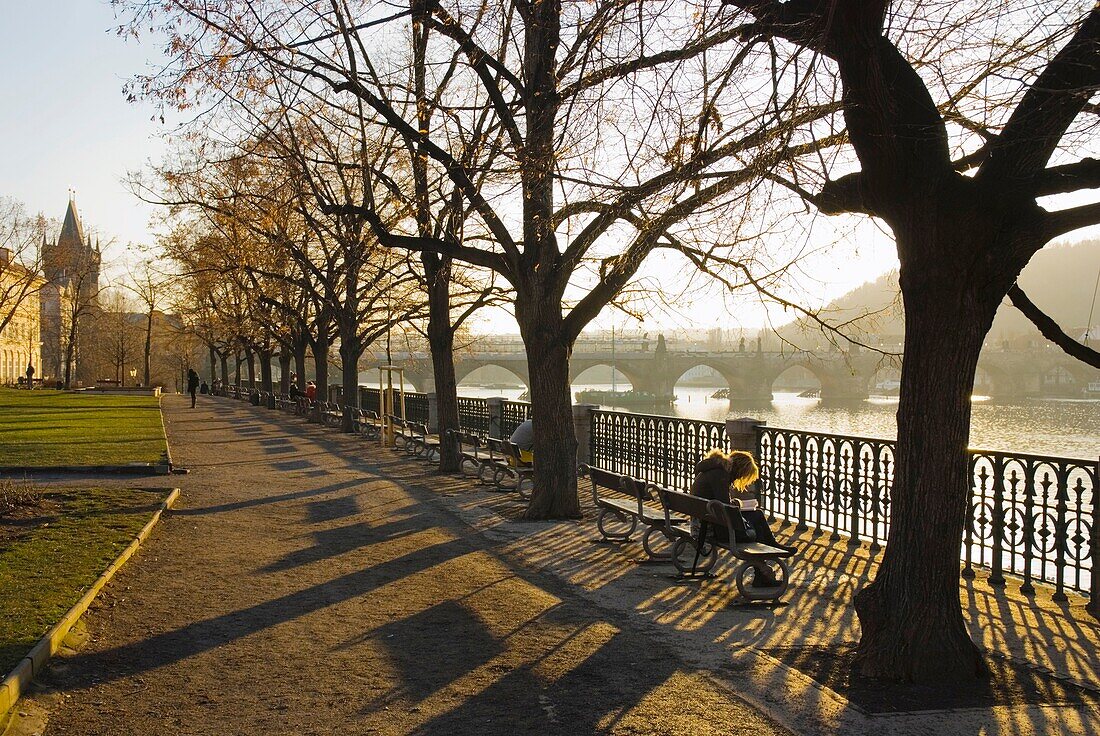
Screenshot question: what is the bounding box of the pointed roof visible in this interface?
[58,198,85,249]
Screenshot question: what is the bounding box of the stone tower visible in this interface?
[40,196,101,385]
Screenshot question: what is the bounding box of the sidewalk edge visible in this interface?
[0,488,181,728]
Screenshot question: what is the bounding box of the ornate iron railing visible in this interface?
[360,387,381,414]
[404,393,430,425]
[965,450,1096,599]
[458,396,490,436]
[357,387,427,423]
[588,410,1097,600]
[756,428,894,549]
[757,426,1098,598]
[589,410,729,491]
[501,400,532,437]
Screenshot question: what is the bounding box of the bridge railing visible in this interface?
[589,409,1098,601]
[590,410,729,492]
[357,387,429,424]
[458,396,491,436]
[501,400,532,437]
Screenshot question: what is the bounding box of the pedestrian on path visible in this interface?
[187,369,200,408]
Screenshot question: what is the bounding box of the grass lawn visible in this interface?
[0,486,165,674]
[0,390,167,467]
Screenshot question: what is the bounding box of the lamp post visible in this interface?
[130,367,137,388]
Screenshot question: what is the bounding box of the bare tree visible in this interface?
[92,289,142,385]
[116,0,841,517]
[0,197,47,336]
[125,259,174,387]
[718,0,1100,681]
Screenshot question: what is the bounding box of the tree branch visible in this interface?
[1042,200,1100,239]
[1008,284,1100,369]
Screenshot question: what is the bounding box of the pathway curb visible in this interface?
[0,463,171,476]
[0,488,181,728]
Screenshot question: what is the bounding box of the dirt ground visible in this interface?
[11,395,793,736]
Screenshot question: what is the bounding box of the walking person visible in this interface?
[24,363,34,390]
[187,368,200,408]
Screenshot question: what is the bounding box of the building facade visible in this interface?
[0,250,44,385]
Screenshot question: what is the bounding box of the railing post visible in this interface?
[725,417,766,501]
[427,392,439,434]
[486,396,505,439]
[573,404,597,467]
[1088,458,1099,617]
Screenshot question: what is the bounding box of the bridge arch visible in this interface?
[667,360,770,401]
[764,358,869,400]
[455,361,530,389]
[569,361,641,391]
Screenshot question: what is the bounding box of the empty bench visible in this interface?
[579,464,688,560]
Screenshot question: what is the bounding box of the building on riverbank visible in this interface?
[0,247,44,385]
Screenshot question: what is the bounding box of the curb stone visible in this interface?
[0,488,181,730]
[0,463,171,476]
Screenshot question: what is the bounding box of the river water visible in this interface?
[455,383,1099,460]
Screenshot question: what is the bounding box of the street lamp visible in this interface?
[130,367,137,387]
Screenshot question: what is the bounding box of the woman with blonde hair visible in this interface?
[690,448,795,553]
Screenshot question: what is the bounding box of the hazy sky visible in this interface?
[22,1,1074,337]
[0,1,174,274]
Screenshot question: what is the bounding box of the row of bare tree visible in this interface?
[115,0,1100,683]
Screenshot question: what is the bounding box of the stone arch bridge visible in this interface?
[368,345,1099,401]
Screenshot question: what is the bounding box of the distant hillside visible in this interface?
[778,238,1100,343]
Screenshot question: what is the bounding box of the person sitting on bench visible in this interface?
[690,449,797,584]
[509,419,534,463]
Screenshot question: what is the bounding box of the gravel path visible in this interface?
[19,395,791,736]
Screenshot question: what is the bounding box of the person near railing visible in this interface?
[509,419,534,463]
[690,448,798,584]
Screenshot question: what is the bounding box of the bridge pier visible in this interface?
[819,374,871,401]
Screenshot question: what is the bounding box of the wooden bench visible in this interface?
[406,421,441,462]
[352,409,382,441]
[450,431,498,482]
[652,485,796,602]
[579,465,689,560]
[486,438,533,499]
[319,401,343,428]
[389,416,416,450]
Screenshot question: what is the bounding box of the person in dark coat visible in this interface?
[187,369,200,408]
[689,448,795,551]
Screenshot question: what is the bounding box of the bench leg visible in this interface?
[516,474,533,501]
[459,458,480,477]
[671,536,717,576]
[641,525,675,560]
[596,508,637,541]
[734,559,790,601]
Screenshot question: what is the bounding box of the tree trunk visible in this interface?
[259,349,274,394]
[208,346,217,385]
[246,349,256,388]
[518,308,581,519]
[425,255,461,472]
[278,352,291,393]
[143,311,153,387]
[234,353,242,386]
[220,352,229,385]
[853,266,998,682]
[339,328,362,433]
[312,336,330,401]
[63,321,78,390]
[294,336,307,388]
